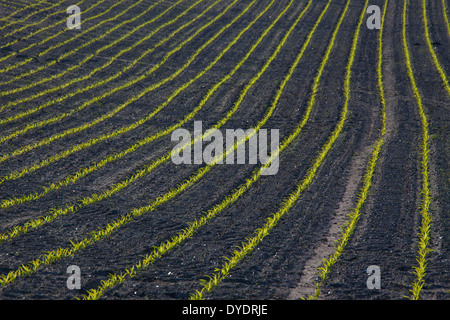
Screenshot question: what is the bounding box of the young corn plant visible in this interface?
[190,0,359,300]
[0,0,146,73]
[0,0,90,51]
[79,0,318,297]
[307,0,385,300]
[0,0,278,244]
[0,0,250,169]
[0,0,68,33]
[443,0,450,37]
[1,0,301,294]
[422,0,450,97]
[402,0,433,300]
[0,0,196,113]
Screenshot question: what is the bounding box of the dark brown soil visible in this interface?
[0,0,448,301]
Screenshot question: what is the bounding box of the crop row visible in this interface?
[441,0,450,38]
[0,0,203,122]
[190,0,447,300]
[0,0,253,152]
[402,0,433,300]
[0,0,174,96]
[3,0,29,7]
[83,0,342,299]
[0,0,131,71]
[0,0,446,300]
[0,0,58,30]
[0,1,24,9]
[422,0,449,97]
[310,0,386,299]
[309,0,444,300]
[0,0,304,287]
[0,0,277,240]
[0,0,272,192]
[0,0,97,51]
[190,0,358,300]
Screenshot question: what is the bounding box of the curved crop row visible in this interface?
[0,0,283,244]
[402,0,433,301]
[308,0,385,300]
[0,2,22,9]
[0,0,253,178]
[0,0,46,21]
[0,0,175,95]
[0,0,90,50]
[0,0,308,288]
[0,0,200,117]
[0,1,250,149]
[0,0,282,213]
[3,0,27,6]
[78,0,345,300]
[77,0,344,300]
[3,0,27,5]
[422,0,450,96]
[443,0,450,38]
[189,0,356,300]
[0,0,53,29]
[0,0,158,73]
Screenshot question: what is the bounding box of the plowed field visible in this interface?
[0,0,448,300]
